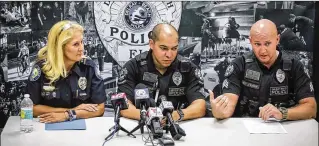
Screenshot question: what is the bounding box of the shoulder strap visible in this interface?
[281,52,294,98]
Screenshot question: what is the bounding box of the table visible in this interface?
[1,116,318,146]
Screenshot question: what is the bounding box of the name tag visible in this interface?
[270,86,288,96]
[168,87,185,96]
[245,69,260,81]
[143,72,158,83]
[242,80,260,89]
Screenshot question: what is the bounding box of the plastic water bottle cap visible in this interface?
[24,94,30,98]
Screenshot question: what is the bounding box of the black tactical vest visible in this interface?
[134,51,192,109]
[235,52,296,117]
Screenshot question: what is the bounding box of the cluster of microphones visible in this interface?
[107,83,186,146]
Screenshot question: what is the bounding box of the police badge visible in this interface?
[276,69,285,83]
[78,77,87,90]
[172,72,182,86]
[225,64,234,77]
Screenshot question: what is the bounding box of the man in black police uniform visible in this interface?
[27,57,106,122]
[118,23,206,121]
[209,19,317,121]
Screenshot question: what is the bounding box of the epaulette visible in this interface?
[243,51,255,63]
[79,57,95,67]
[135,51,148,66]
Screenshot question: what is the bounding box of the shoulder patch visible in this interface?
[224,64,234,77]
[195,68,203,81]
[29,65,41,81]
[310,82,314,92]
[118,67,128,81]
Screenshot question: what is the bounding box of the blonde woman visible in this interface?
[27,20,106,123]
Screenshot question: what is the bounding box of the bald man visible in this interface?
[209,19,316,121]
[118,23,206,122]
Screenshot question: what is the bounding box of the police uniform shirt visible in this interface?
[222,51,314,117]
[27,58,106,108]
[118,50,206,109]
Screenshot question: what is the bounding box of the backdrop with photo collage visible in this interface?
[0,1,317,128]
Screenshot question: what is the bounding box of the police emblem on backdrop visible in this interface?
[225,64,234,77]
[78,77,87,90]
[94,1,182,63]
[29,65,41,81]
[276,69,285,83]
[172,72,182,86]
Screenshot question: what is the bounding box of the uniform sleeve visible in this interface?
[293,60,315,101]
[90,65,107,104]
[117,60,137,104]
[185,64,206,104]
[222,57,244,96]
[26,64,43,105]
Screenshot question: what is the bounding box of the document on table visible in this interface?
[243,119,287,134]
[45,119,86,130]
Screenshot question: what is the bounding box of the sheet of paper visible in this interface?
[243,119,287,134]
[45,119,86,130]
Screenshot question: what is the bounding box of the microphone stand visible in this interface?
[127,105,146,135]
[105,105,136,140]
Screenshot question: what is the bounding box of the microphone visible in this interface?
[127,83,151,135]
[146,107,164,139]
[158,95,186,140]
[134,83,151,109]
[105,93,135,140]
[110,93,129,123]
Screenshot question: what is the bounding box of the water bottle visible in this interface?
[20,94,33,133]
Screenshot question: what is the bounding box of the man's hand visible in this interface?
[38,112,68,123]
[259,103,283,121]
[73,104,98,112]
[209,90,231,118]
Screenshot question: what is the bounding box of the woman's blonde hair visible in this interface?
[37,20,84,84]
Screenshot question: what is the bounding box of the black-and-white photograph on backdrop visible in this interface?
[0,33,8,82]
[179,1,314,98]
[83,30,113,80]
[31,1,64,30]
[0,80,26,128]
[180,1,254,97]
[178,37,202,67]
[0,1,32,34]
[31,30,48,50]
[6,32,35,81]
[64,1,94,31]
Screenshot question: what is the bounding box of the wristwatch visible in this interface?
[279,107,288,121]
[177,109,184,122]
[67,110,77,121]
